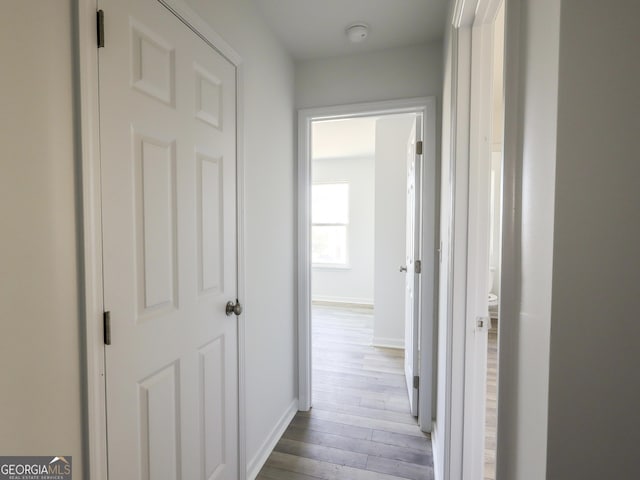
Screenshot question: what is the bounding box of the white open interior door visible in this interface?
[404,116,422,416]
[99,0,239,478]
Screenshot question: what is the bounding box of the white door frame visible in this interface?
[440,0,507,479]
[297,97,437,434]
[461,1,503,479]
[75,1,247,478]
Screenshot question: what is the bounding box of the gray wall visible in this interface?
[547,1,640,478]
[312,156,375,305]
[296,42,443,109]
[497,0,640,478]
[182,0,297,473]
[497,1,561,479]
[0,0,84,474]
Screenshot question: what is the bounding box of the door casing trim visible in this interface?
[437,0,511,478]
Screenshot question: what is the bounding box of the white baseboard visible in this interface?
[372,336,404,349]
[246,398,298,480]
[311,295,374,306]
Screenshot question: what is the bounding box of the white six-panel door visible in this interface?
[98,0,238,478]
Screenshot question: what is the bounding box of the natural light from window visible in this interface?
[312,183,349,266]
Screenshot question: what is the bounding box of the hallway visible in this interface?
[257,305,433,479]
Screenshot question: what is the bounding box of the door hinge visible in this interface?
[97,10,105,48]
[414,259,422,274]
[103,311,111,345]
[413,375,419,389]
[415,140,423,155]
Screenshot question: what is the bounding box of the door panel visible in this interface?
[138,362,180,480]
[404,117,422,416]
[99,0,238,478]
[135,132,178,316]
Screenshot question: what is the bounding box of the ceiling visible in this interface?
[251,0,450,61]
[312,117,378,160]
[312,113,417,160]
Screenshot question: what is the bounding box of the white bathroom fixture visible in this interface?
[488,267,499,318]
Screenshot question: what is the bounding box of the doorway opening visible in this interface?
[483,4,504,479]
[429,1,508,477]
[456,2,505,479]
[310,113,416,421]
[297,98,437,433]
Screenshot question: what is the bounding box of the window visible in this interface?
[312,183,349,266]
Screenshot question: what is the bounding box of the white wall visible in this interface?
[183,1,297,475]
[0,0,84,475]
[372,116,415,348]
[546,1,640,478]
[296,42,443,109]
[312,156,375,305]
[497,1,561,479]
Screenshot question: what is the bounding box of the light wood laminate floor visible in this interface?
[484,319,498,480]
[257,304,434,480]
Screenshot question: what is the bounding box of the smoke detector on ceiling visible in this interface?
[346,23,369,43]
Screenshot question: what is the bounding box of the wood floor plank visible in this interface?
[484,320,498,480]
[283,425,432,466]
[370,430,432,452]
[310,399,417,425]
[274,437,369,469]
[365,455,435,480]
[359,396,411,414]
[258,465,324,480]
[290,415,373,441]
[298,409,425,437]
[312,382,391,402]
[266,452,416,480]
[313,362,404,379]
[313,369,407,387]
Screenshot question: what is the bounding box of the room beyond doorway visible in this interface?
[297,97,438,434]
[310,113,416,346]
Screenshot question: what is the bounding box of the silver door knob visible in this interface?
[399,265,408,272]
[225,299,242,316]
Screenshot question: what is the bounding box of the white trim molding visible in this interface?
[78,0,247,478]
[461,5,501,479]
[246,399,299,480]
[372,337,405,350]
[76,2,107,479]
[436,0,508,479]
[311,295,373,306]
